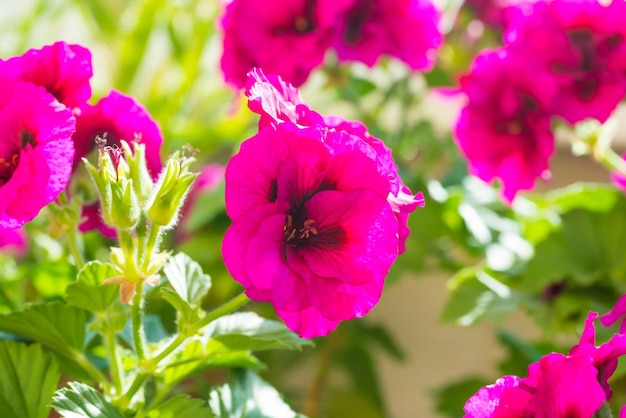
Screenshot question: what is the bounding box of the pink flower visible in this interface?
[331,0,442,70]
[505,0,626,123]
[600,294,626,334]
[245,68,424,253]
[219,0,352,88]
[464,312,626,417]
[0,78,75,229]
[222,121,399,338]
[73,90,163,236]
[0,227,27,257]
[454,48,557,202]
[0,41,92,110]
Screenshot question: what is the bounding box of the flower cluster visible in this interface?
[222,68,424,337]
[219,0,443,88]
[464,312,626,417]
[0,42,163,236]
[453,0,626,201]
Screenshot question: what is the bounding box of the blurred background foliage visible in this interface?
[2,0,626,416]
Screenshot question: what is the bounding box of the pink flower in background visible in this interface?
[223,122,398,337]
[0,227,27,257]
[454,48,557,202]
[176,163,226,241]
[600,294,626,334]
[220,0,351,88]
[73,90,163,236]
[331,0,442,70]
[464,355,605,417]
[464,312,626,417]
[0,78,75,229]
[505,0,626,123]
[245,68,424,253]
[0,79,75,229]
[0,41,93,110]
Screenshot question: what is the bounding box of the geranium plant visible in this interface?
[3,0,626,417]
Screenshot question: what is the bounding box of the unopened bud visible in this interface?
[146,153,197,228]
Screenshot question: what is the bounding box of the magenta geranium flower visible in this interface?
[0,78,75,229]
[330,0,442,70]
[73,90,163,236]
[454,48,558,202]
[245,68,424,253]
[464,312,626,417]
[505,0,626,123]
[219,0,352,88]
[0,41,92,110]
[223,121,399,338]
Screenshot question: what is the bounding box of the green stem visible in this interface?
[132,280,146,362]
[73,352,109,388]
[122,292,251,402]
[66,228,85,269]
[594,402,614,418]
[118,229,139,278]
[594,146,626,177]
[189,292,251,334]
[103,331,123,396]
[140,223,162,272]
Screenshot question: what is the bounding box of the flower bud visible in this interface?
[84,140,142,230]
[146,153,197,228]
[121,140,154,206]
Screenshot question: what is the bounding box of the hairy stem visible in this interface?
[103,331,123,396]
[66,228,85,269]
[132,280,146,362]
[122,292,251,403]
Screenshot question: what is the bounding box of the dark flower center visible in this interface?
[284,214,318,247]
[273,0,317,35]
[0,129,35,186]
[20,130,36,148]
[343,0,374,45]
[496,94,538,136]
[0,153,19,186]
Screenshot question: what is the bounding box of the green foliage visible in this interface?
[51,382,124,418]
[208,369,304,418]
[204,312,314,352]
[146,395,214,418]
[441,268,523,326]
[163,339,263,387]
[0,341,60,418]
[163,252,212,305]
[0,302,87,357]
[66,261,120,313]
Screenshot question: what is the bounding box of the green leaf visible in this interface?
[208,369,304,418]
[66,261,120,313]
[160,287,200,329]
[0,341,60,418]
[147,395,213,418]
[547,183,618,213]
[204,312,313,352]
[163,252,211,305]
[441,268,521,326]
[0,302,87,357]
[51,381,124,418]
[164,339,263,387]
[522,196,626,292]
